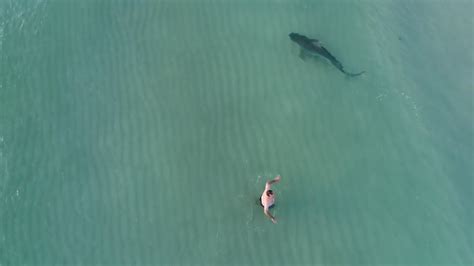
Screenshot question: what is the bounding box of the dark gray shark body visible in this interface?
[289,32,365,77]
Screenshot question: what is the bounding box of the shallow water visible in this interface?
[0,0,473,265]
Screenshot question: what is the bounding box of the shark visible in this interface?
[289,32,365,77]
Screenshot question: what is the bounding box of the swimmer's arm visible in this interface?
[264,208,277,224]
[266,175,281,186]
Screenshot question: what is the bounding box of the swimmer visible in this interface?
[260,175,281,224]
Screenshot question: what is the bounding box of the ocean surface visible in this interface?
[0,0,473,265]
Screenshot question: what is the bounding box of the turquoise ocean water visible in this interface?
[1,0,473,265]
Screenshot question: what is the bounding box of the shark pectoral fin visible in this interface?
[299,49,309,60]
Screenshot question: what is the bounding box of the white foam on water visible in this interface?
[0,21,4,50]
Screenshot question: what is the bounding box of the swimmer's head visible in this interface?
[266,190,273,196]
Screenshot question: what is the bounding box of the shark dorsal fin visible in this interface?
[311,39,321,46]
